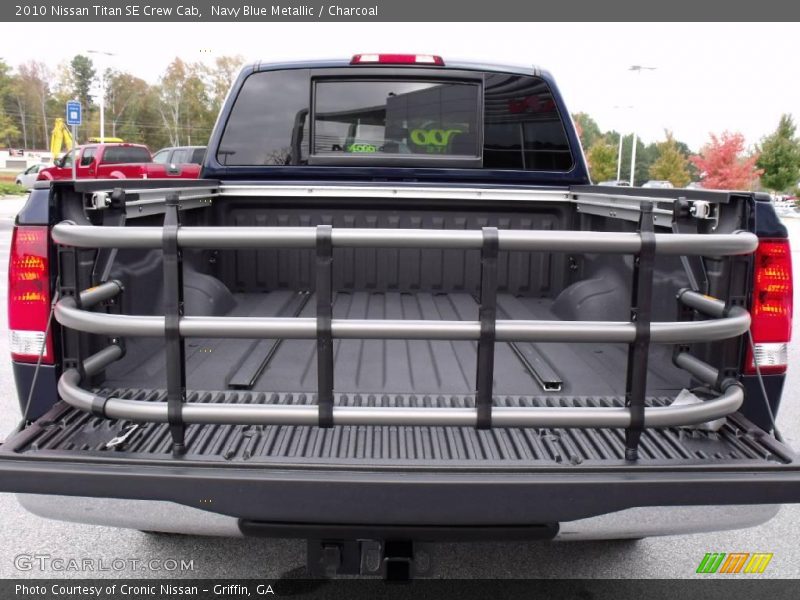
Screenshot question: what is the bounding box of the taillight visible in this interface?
[350,54,445,66]
[8,226,53,363]
[745,238,793,374]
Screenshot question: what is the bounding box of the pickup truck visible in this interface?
[2,55,798,578]
[152,145,207,166]
[38,142,201,181]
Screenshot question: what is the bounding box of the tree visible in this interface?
[0,59,19,147]
[180,62,212,146]
[669,139,699,181]
[156,58,216,147]
[69,55,95,107]
[16,61,51,148]
[613,134,656,186]
[69,55,95,138]
[649,131,691,187]
[104,70,150,139]
[10,77,29,148]
[210,55,244,113]
[586,138,618,182]
[572,112,603,151]
[757,114,800,192]
[157,58,187,146]
[691,131,762,190]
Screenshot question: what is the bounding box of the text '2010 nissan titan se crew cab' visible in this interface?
[1,54,798,578]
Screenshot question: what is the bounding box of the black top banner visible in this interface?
[3,0,799,21]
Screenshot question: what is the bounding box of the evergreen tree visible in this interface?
[757,114,800,192]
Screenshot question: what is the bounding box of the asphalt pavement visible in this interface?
[0,195,797,579]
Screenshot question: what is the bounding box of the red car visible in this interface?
[38,143,201,181]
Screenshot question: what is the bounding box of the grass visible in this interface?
[0,182,25,196]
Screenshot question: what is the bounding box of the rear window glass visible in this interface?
[312,80,480,158]
[218,69,311,166]
[172,149,190,163]
[102,146,151,164]
[190,148,206,163]
[218,69,572,171]
[483,73,573,171]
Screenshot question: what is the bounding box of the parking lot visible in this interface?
[0,194,798,579]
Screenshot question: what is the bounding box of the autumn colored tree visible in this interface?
[572,112,603,151]
[210,55,245,114]
[757,114,800,192]
[649,131,690,187]
[104,70,153,140]
[587,138,618,182]
[691,132,762,190]
[156,58,217,147]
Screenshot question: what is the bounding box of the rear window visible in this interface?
[218,69,572,171]
[172,149,190,163]
[483,73,573,171]
[102,146,151,164]
[218,69,310,166]
[190,148,206,163]
[312,80,480,162]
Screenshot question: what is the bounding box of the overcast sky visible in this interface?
[2,22,797,150]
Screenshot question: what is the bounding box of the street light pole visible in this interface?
[627,65,656,186]
[612,105,633,183]
[87,50,115,142]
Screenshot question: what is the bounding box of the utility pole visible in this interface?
[87,50,116,142]
[612,105,633,182]
[628,65,656,186]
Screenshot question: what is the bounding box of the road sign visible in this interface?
[66,100,81,126]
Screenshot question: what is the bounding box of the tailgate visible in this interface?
[1,399,800,524]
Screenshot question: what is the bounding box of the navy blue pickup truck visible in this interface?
[1,54,797,577]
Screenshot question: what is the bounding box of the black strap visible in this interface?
[92,195,126,285]
[58,246,85,378]
[476,227,499,430]
[162,194,186,455]
[316,225,334,428]
[624,204,656,461]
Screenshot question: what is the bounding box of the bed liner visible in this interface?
[103,290,688,396]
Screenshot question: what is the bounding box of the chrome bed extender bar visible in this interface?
[51,189,756,461]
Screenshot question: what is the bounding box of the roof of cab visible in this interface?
[251,57,547,79]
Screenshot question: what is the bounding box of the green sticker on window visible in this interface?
[346,143,378,153]
[409,128,464,153]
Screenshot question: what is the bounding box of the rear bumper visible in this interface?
[2,457,800,525]
[17,494,780,541]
